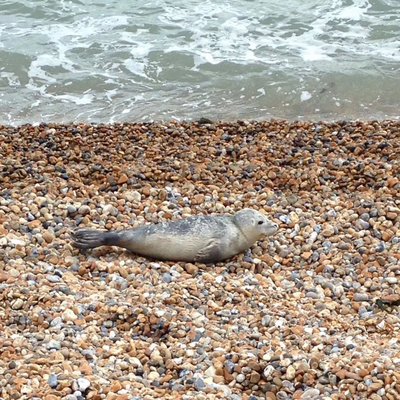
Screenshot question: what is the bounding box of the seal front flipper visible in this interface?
[193,239,223,264]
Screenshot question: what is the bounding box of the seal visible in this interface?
[71,208,278,263]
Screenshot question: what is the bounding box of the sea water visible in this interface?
[1,0,400,125]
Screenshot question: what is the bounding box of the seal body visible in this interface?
[71,208,278,263]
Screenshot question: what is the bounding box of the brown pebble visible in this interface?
[345,371,363,381]
[42,231,54,244]
[358,369,370,378]
[250,371,261,384]
[110,381,123,392]
[265,392,277,400]
[386,212,397,220]
[185,263,199,276]
[369,382,383,392]
[118,174,128,184]
[192,193,205,204]
[44,395,59,400]
[336,369,347,379]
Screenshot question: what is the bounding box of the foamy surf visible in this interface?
[0,0,400,125]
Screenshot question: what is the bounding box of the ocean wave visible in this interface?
[0,0,400,124]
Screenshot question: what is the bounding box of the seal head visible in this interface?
[233,208,279,239]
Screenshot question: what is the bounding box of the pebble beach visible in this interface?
[1,119,400,400]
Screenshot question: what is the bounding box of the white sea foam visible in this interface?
[0,72,20,87]
[53,94,94,105]
[301,91,312,102]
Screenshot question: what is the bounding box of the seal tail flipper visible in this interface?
[71,228,121,249]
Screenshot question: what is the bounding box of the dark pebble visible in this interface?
[376,242,385,252]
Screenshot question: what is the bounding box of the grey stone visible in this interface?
[48,373,58,388]
[358,219,370,230]
[376,242,385,252]
[47,340,61,350]
[353,293,369,302]
[306,291,320,299]
[360,213,370,221]
[261,315,272,327]
[193,377,206,391]
[46,275,60,283]
[67,205,77,213]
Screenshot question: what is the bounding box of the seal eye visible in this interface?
[258,221,264,225]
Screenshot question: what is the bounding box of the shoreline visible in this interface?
[2,116,400,128]
[1,119,400,399]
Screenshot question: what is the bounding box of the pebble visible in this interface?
[62,309,78,322]
[67,205,77,213]
[353,293,370,302]
[194,378,206,391]
[261,315,272,327]
[376,242,385,252]
[47,340,61,350]
[358,219,370,230]
[77,378,90,392]
[11,299,24,310]
[42,231,54,244]
[103,204,118,216]
[48,374,58,388]
[162,272,172,283]
[78,205,91,215]
[46,275,60,283]
[1,120,400,400]
[285,365,296,380]
[302,388,320,399]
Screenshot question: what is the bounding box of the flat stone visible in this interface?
[353,293,370,302]
[46,275,60,283]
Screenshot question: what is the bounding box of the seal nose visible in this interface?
[273,222,278,230]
